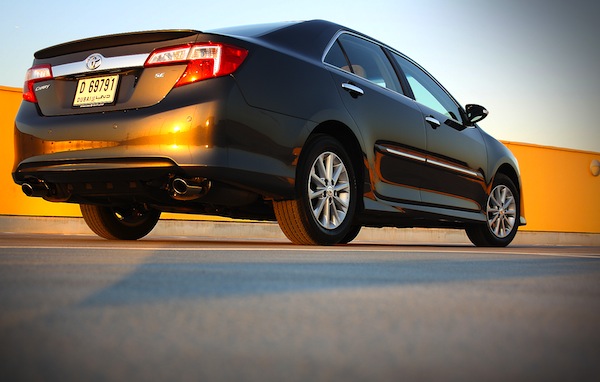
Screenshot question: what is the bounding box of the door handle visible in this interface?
[425,116,441,129]
[342,82,364,98]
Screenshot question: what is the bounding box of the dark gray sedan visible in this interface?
[13,20,525,246]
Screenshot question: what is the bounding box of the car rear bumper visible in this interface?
[12,78,306,207]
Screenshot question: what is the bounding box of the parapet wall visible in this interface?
[2,86,599,234]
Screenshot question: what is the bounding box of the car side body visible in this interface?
[13,19,526,246]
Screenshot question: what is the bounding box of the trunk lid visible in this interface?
[29,30,201,116]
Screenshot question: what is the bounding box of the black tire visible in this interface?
[466,174,519,247]
[339,225,362,244]
[80,204,161,240]
[274,135,358,245]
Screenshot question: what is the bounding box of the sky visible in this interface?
[1,0,599,152]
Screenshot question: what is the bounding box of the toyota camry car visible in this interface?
[13,19,526,246]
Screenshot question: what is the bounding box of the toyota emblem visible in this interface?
[85,54,103,70]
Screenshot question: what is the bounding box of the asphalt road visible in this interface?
[1,233,599,382]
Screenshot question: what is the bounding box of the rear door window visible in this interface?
[323,41,350,70]
[325,34,402,93]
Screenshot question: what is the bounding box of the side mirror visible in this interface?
[465,104,488,125]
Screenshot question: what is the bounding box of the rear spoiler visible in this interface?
[35,30,201,59]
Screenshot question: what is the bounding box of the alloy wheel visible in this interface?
[308,151,351,230]
[487,184,517,238]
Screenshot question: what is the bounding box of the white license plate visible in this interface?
[73,75,119,107]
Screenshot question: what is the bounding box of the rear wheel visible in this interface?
[80,204,161,240]
[274,135,358,245]
[466,174,519,247]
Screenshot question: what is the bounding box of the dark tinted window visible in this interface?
[392,53,463,123]
[324,41,349,70]
[327,34,402,93]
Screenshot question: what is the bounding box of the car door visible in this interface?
[391,52,489,211]
[323,33,427,204]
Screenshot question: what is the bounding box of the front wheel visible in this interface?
[80,204,161,240]
[466,174,519,247]
[274,135,358,245]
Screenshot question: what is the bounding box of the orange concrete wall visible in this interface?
[2,86,599,233]
[503,142,600,233]
[0,87,80,217]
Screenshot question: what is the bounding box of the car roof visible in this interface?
[211,20,348,60]
[206,21,302,38]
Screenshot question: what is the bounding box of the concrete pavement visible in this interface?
[1,235,599,382]
[0,215,599,246]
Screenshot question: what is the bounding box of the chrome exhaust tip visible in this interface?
[171,177,210,201]
[172,178,191,196]
[22,182,50,197]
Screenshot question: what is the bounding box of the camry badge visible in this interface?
[85,53,103,70]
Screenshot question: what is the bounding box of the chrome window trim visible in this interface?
[52,53,150,77]
[321,30,344,63]
[321,30,390,63]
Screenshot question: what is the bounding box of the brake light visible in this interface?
[145,43,248,87]
[23,64,53,103]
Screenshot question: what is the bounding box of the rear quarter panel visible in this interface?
[233,44,348,124]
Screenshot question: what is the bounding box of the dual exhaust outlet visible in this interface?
[170,177,211,201]
[21,177,211,201]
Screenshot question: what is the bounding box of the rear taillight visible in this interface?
[145,43,248,87]
[23,64,53,103]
